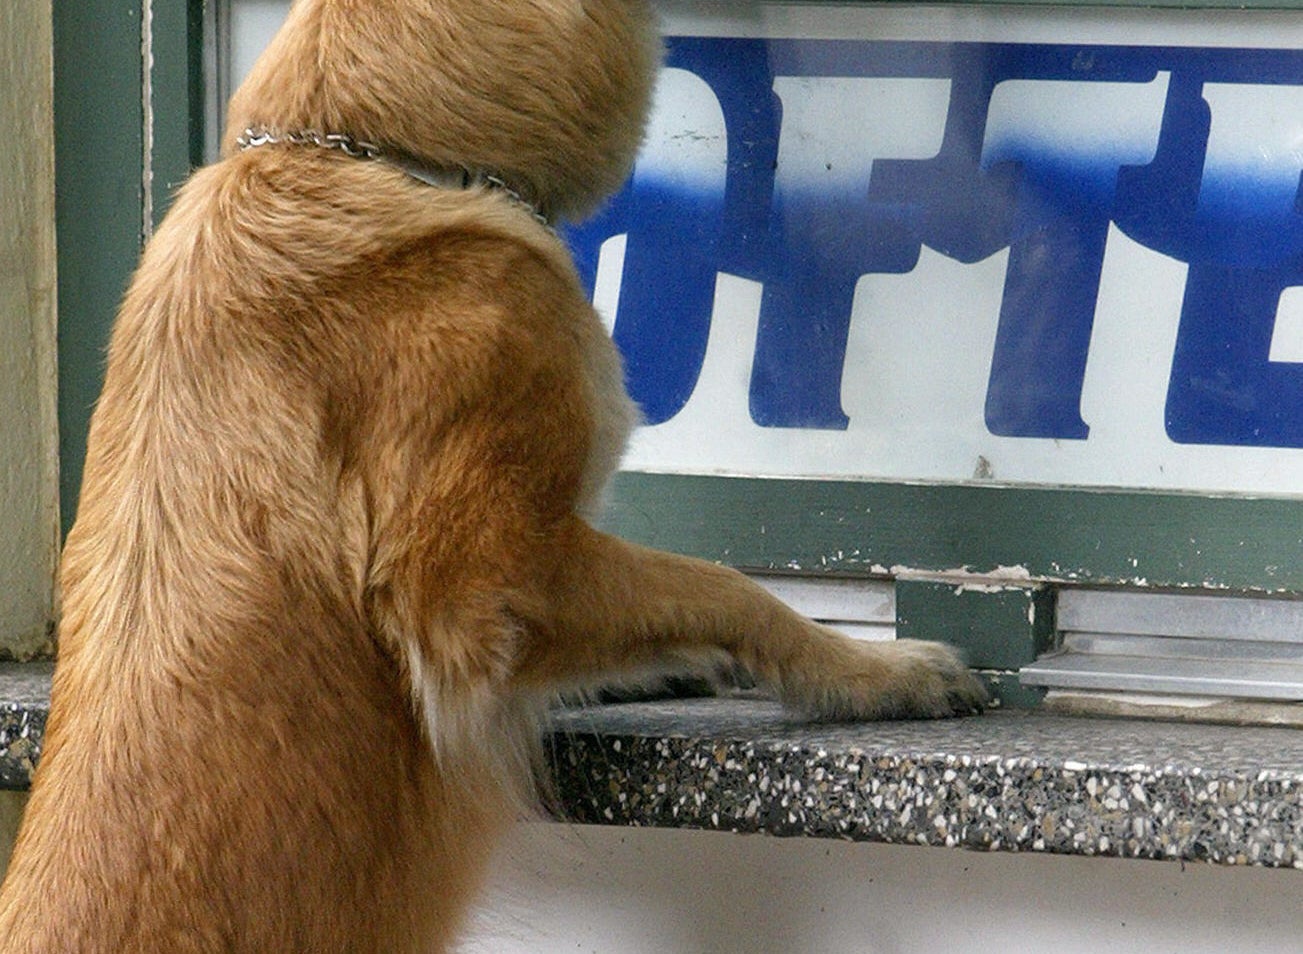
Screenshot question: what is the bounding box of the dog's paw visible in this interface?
[780,637,988,723]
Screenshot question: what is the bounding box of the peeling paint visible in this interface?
[890,564,1036,586]
[950,582,1025,595]
[742,556,1298,597]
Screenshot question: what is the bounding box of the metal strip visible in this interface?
[1058,589,1303,644]
[1024,590,1303,700]
[749,574,896,642]
[1022,652,1303,699]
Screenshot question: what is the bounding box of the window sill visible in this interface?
[2,663,1299,868]
[547,696,1303,869]
[0,663,50,790]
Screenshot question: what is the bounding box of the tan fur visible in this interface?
[0,1,985,951]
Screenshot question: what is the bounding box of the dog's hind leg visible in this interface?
[512,518,987,721]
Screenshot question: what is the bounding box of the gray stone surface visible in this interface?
[0,662,50,790]
[2,663,1300,868]
[549,698,1303,869]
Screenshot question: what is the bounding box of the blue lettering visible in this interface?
[565,39,1303,450]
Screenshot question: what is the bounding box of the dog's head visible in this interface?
[223,0,660,223]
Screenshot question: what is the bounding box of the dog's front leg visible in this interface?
[513,518,987,721]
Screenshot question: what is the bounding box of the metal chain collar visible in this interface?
[235,126,551,230]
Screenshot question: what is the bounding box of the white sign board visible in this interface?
[226,1,1303,495]
[567,3,1303,496]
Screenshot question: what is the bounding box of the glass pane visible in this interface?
[227,0,290,93]
[214,1,1303,498]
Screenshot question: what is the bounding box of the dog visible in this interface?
[0,1,986,950]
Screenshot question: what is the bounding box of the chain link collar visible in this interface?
[235,127,552,230]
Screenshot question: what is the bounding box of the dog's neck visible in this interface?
[235,126,552,230]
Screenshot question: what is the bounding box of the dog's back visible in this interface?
[0,1,656,950]
[0,128,600,954]
[0,2,985,950]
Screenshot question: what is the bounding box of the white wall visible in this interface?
[0,0,59,659]
[464,823,1303,953]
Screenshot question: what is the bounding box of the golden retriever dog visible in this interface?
[0,0,986,950]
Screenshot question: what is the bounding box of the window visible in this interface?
[62,0,1303,713]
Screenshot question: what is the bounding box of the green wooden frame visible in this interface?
[52,0,202,537]
[51,0,1303,703]
[602,474,1303,594]
[599,474,1303,703]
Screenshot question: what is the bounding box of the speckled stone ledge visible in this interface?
[0,662,51,790]
[547,698,1303,869]
[3,663,1301,868]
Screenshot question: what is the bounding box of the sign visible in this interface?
[567,3,1303,495]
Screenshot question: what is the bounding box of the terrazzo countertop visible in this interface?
[2,663,1300,868]
[547,697,1303,869]
[0,662,50,790]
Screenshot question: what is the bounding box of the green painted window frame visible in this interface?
[52,0,1303,705]
[52,0,202,538]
